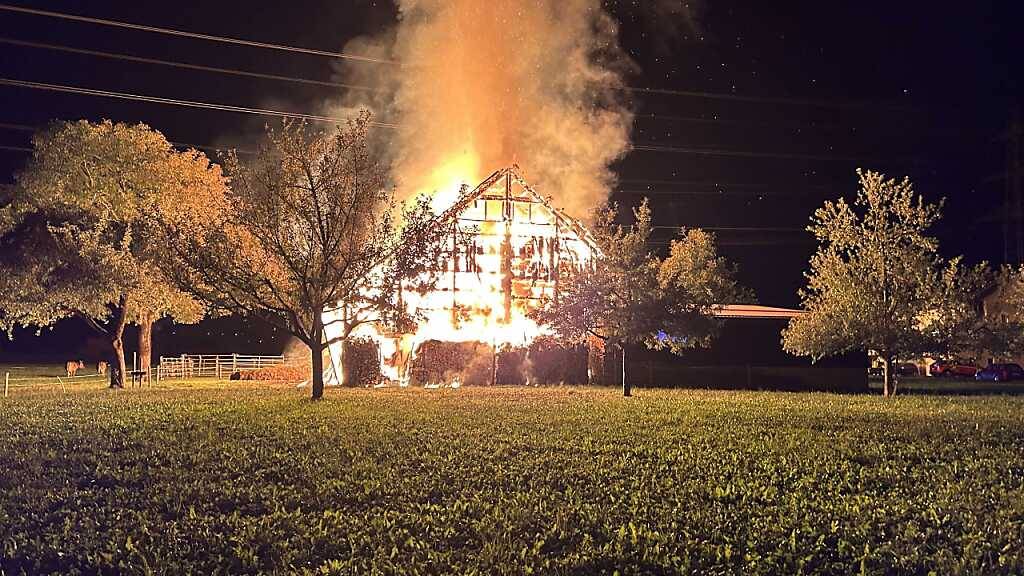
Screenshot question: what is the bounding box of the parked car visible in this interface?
[975,363,1024,382]
[896,363,920,377]
[929,359,980,378]
[868,363,919,379]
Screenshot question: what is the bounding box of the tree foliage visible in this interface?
[532,200,750,395]
[157,112,444,399]
[782,169,993,396]
[0,120,219,386]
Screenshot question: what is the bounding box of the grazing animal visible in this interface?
[97,361,108,376]
[66,360,85,377]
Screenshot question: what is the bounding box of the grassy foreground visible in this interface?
[1,384,1022,575]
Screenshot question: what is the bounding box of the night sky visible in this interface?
[1,1,1021,361]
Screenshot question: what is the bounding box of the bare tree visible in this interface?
[158,112,442,399]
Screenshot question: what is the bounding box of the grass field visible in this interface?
[1,382,1022,575]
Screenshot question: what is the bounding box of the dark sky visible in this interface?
[1,1,1021,360]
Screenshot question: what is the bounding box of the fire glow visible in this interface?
[323,166,599,386]
[321,0,644,385]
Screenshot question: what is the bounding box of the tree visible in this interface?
[532,200,750,396]
[963,265,1024,360]
[156,112,443,400]
[782,169,982,397]
[0,120,219,387]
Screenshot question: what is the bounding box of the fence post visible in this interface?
[216,356,221,380]
[4,372,8,398]
[232,353,237,373]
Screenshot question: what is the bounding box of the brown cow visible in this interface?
[97,361,108,376]
[66,360,85,377]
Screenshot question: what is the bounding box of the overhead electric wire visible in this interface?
[620,177,832,187]
[0,78,398,128]
[0,3,396,64]
[653,225,804,232]
[0,37,382,92]
[615,189,825,197]
[0,81,884,161]
[626,86,912,111]
[632,144,892,163]
[0,3,914,110]
[0,121,253,155]
[0,37,879,130]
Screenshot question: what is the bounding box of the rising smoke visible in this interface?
[327,0,642,217]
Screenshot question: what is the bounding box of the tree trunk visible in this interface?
[310,320,325,401]
[138,311,154,385]
[109,295,129,389]
[889,353,899,397]
[621,343,631,397]
[338,338,347,388]
[881,353,891,398]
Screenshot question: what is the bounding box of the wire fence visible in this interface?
[2,353,289,397]
[2,370,108,396]
[156,354,286,381]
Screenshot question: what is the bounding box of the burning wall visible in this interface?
[323,166,599,386]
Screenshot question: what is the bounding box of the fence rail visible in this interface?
[156,354,287,380]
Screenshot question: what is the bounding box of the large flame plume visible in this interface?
[329,0,635,215]
[320,2,704,386]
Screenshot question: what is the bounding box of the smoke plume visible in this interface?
[328,0,637,217]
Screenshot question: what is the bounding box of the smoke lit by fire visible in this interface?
[321,2,699,386]
[330,0,635,216]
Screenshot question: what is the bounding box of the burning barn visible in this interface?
[322,166,600,387]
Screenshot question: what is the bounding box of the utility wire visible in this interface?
[614,189,826,197]
[0,3,913,110]
[1,37,879,130]
[632,144,893,163]
[619,178,835,189]
[0,122,250,154]
[0,37,382,92]
[0,84,881,162]
[0,3,396,64]
[0,78,398,128]
[652,225,805,232]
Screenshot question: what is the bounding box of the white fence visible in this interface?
[156,354,287,380]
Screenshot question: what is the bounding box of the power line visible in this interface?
[631,144,892,163]
[614,188,826,197]
[626,86,912,111]
[652,225,805,232]
[620,178,835,189]
[0,82,886,162]
[0,3,912,110]
[0,37,877,131]
[0,122,33,133]
[0,3,396,64]
[0,78,398,128]
[0,37,382,93]
[0,122,253,155]
[0,144,31,153]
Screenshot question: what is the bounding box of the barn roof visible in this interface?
[431,165,600,251]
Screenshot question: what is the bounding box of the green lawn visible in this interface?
[1,384,1022,575]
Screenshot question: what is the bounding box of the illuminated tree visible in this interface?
[963,265,1024,359]
[0,121,216,387]
[782,169,988,396]
[533,200,749,396]
[157,113,443,400]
